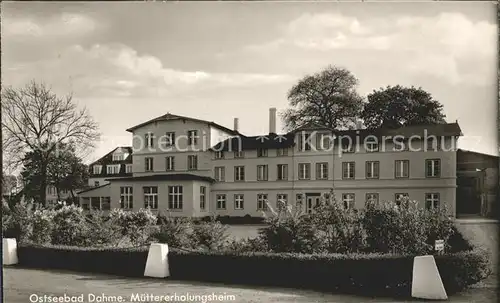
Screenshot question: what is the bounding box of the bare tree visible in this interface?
[2,81,100,205]
[281,65,364,131]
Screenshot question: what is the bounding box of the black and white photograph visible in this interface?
[1,1,498,302]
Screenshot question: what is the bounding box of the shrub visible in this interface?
[109,208,158,246]
[51,205,88,246]
[189,217,229,250]
[224,237,269,253]
[258,201,321,253]
[3,196,41,242]
[82,210,122,247]
[29,209,55,245]
[153,212,192,248]
[423,204,455,253]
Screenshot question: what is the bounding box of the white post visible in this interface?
[144,243,170,278]
[411,255,448,300]
[3,238,18,265]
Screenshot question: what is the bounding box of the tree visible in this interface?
[2,81,99,205]
[2,173,18,196]
[361,85,446,129]
[281,65,364,131]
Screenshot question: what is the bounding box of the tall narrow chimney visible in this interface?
[233,118,239,132]
[269,107,277,134]
[355,119,364,130]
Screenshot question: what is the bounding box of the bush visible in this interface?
[29,209,55,245]
[189,218,229,250]
[199,215,265,225]
[153,213,192,248]
[51,205,88,246]
[109,208,158,246]
[82,210,122,247]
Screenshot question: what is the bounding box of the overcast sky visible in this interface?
[2,2,498,162]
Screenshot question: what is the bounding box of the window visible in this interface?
[395,193,409,206]
[200,186,206,211]
[277,164,288,181]
[277,194,288,210]
[277,148,288,156]
[296,194,303,207]
[107,165,120,174]
[257,148,268,157]
[341,141,355,153]
[366,193,379,205]
[216,194,226,209]
[168,186,183,210]
[125,164,132,173]
[145,157,154,172]
[214,167,225,182]
[365,139,379,152]
[81,197,90,210]
[298,163,311,180]
[395,160,409,178]
[188,155,198,170]
[165,132,175,146]
[90,197,101,210]
[365,161,380,179]
[234,194,244,210]
[165,156,175,171]
[112,154,123,161]
[257,194,268,211]
[101,197,111,210]
[342,162,355,179]
[234,166,245,181]
[426,159,441,178]
[215,151,224,159]
[187,130,198,146]
[93,165,102,175]
[145,132,155,148]
[316,133,331,150]
[257,165,268,181]
[234,150,244,158]
[120,187,133,209]
[316,163,328,180]
[342,193,355,209]
[94,181,100,187]
[425,193,440,210]
[298,132,312,151]
[425,138,440,152]
[143,186,158,209]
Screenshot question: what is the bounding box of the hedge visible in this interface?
[198,215,265,225]
[16,243,491,297]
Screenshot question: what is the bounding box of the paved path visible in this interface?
[3,267,497,303]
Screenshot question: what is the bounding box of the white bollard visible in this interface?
[411,255,448,300]
[3,238,19,265]
[144,243,170,278]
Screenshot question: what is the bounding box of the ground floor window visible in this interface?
[342,193,355,209]
[216,194,226,209]
[234,194,244,209]
[200,186,206,211]
[277,194,288,210]
[168,186,183,210]
[88,196,111,210]
[257,194,268,211]
[143,186,158,209]
[395,193,409,206]
[365,193,379,205]
[425,193,440,210]
[120,186,133,209]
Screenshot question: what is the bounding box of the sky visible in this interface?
[2,1,498,163]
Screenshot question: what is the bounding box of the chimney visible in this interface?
[355,119,364,130]
[233,118,239,132]
[269,107,277,134]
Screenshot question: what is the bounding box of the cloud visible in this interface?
[2,13,97,38]
[2,43,294,98]
[244,12,497,86]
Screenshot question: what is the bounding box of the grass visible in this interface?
[225,224,262,240]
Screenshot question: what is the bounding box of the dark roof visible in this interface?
[77,184,110,195]
[105,173,215,183]
[211,133,295,152]
[125,113,239,136]
[292,122,333,132]
[334,122,463,143]
[90,146,133,166]
[457,149,499,159]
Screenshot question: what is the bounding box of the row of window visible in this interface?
[145,130,199,148]
[93,164,132,175]
[145,155,199,172]
[81,197,111,210]
[213,159,442,182]
[214,148,288,159]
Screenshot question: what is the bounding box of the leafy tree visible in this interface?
[2,81,99,205]
[361,85,446,129]
[281,65,364,131]
[2,173,18,196]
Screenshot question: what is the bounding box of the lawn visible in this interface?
[226,225,263,240]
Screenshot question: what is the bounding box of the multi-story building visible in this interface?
[78,108,463,217]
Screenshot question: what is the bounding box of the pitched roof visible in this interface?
[292,122,333,132]
[89,146,133,166]
[211,133,295,152]
[334,122,463,143]
[105,173,215,183]
[125,113,239,135]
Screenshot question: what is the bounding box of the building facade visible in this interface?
[78,108,463,217]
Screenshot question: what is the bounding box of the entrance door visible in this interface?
[306,196,321,213]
